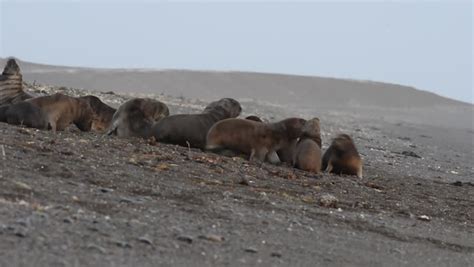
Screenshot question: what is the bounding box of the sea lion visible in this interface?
[1,101,49,129]
[25,93,94,132]
[245,115,263,122]
[245,115,299,164]
[322,134,363,178]
[107,98,169,138]
[151,98,241,149]
[79,95,116,133]
[0,58,33,106]
[206,117,306,163]
[293,118,322,173]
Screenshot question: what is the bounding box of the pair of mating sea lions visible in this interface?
[207,116,363,177]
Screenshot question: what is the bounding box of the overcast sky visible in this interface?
[1,1,472,103]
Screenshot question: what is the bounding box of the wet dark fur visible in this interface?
[0,58,33,106]
[79,95,116,132]
[206,117,306,163]
[107,98,169,138]
[293,118,322,173]
[322,134,363,178]
[152,98,241,149]
[2,102,49,129]
[25,93,94,131]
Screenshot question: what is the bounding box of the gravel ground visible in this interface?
[0,85,473,266]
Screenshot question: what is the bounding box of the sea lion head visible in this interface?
[281,117,307,140]
[141,99,170,123]
[2,58,21,76]
[80,95,116,132]
[74,100,94,131]
[301,117,321,141]
[203,98,242,118]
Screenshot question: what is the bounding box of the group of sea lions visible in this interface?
[0,58,363,178]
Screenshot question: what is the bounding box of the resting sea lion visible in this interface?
[206,117,306,163]
[0,58,33,106]
[322,134,363,178]
[293,118,322,173]
[79,95,116,133]
[25,93,94,132]
[1,101,49,129]
[151,98,241,149]
[107,98,169,138]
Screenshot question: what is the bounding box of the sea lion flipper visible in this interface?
[266,150,281,164]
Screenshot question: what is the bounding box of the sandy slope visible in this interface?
[0,83,473,266]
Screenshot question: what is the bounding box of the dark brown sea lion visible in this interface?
[245,115,263,122]
[0,58,33,106]
[25,93,94,132]
[79,95,116,133]
[151,98,241,149]
[322,134,363,178]
[206,117,306,163]
[293,118,322,173]
[1,101,49,129]
[107,98,169,138]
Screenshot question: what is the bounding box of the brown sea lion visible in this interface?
[293,118,322,173]
[243,115,295,163]
[79,95,116,133]
[106,98,169,138]
[206,117,306,163]
[322,134,363,178]
[1,101,49,129]
[25,93,94,132]
[0,58,33,106]
[245,115,263,122]
[151,98,241,149]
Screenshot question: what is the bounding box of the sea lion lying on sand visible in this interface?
[206,117,306,163]
[107,98,169,138]
[293,118,322,173]
[26,93,94,132]
[0,102,49,129]
[322,134,363,178]
[79,95,116,133]
[151,98,241,149]
[0,58,34,106]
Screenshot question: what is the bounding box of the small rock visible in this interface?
[86,244,106,254]
[99,187,114,193]
[198,234,224,242]
[271,252,282,258]
[12,181,32,191]
[244,247,258,253]
[177,235,193,244]
[63,217,73,224]
[138,235,153,246]
[417,215,431,221]
[239,177,250,186]
[319,194,338,208]
[401,151,421,158]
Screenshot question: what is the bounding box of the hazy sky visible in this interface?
[1,1,472,103]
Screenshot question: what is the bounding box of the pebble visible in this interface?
[319,194,339,208]
[271,252,282,258]
[138,235,153,246]
[198,234,224,242]
[177,235,193,244]
[244,247,258,253]
[417,215,431,221]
